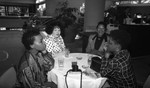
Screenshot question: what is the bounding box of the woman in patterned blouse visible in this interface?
[43,22,68,57]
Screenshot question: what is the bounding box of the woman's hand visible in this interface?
[103,42,108,51]
[104,52,111,59]
[41,50,47,54]
[83,68,101,78]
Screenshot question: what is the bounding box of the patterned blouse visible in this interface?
[43,35,65,56]
[100,50,137,88]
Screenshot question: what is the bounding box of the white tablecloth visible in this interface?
[47,53,107,88]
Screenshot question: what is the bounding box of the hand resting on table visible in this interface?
[83,67,101,78]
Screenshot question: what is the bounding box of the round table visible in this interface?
[47,53,107,88]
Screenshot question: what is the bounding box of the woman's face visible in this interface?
[97,24,105,37]
[31,34,46,51]
[107,37,119,53]
[52,26,61,38]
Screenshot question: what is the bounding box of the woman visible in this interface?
[86,21,108,56]
[100,30,137,88]
[85,30,137,88]
[43,23,68,57]
[123,13,133,24]
[18,29,56,88]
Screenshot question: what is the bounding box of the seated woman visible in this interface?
[85,30,137,88]
[100,30,137,88]
[43,22,68,57]
[17,29,56,88]
[86,21,108,56]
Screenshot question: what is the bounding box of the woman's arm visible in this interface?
[100,59,118,77]
[86,35,93,53]
[60,36,66,50]
[42,52,55,71]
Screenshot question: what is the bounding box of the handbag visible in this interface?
[90,57,102,72]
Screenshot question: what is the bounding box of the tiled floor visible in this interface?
[67,38,150,87]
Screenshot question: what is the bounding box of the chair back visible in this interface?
[0,31,25,76]
[0,67,17,88]
[143,75,150,88]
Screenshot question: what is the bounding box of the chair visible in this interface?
[0,31,25,76]
[0,67,17,88]
[143,75,150,88]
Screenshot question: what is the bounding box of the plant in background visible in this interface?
[53,0,84,43]
[22,14,44,32]
[55,0,78,28]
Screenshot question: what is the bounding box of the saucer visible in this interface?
[76,57,82,60]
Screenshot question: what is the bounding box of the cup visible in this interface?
[76,57,82,60]
[87,54,93,66]
[65,48,70,57]
[58,58,64,68]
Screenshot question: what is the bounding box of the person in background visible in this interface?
[86,21,108,56]
[22,21,28,32]
[146,14,150,24]
[43,22,69,57]
[123,13,133,24]
[100,30,137,88]
[17,29,57,88]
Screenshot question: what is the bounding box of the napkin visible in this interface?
[83,68,101,78]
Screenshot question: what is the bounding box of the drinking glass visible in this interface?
[58,58,64,68]
[87,54,93,66]
[65,48,70,57]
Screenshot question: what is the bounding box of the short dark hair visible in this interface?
[108,30,131,49]
[45,21,62,34]
[22,29,40,50]
[96,21,107,30]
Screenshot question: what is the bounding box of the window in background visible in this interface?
[37,3,46,16]
[117,0,139,5]
[36,0,46,16]
[36,0,45,4]
[141,0,150,3]
[79,3,85,14]
[116,0,150,5]
[0,5,32,17]
[7,6,21,16]
[0,6,5,16]
[0,27,6,30]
